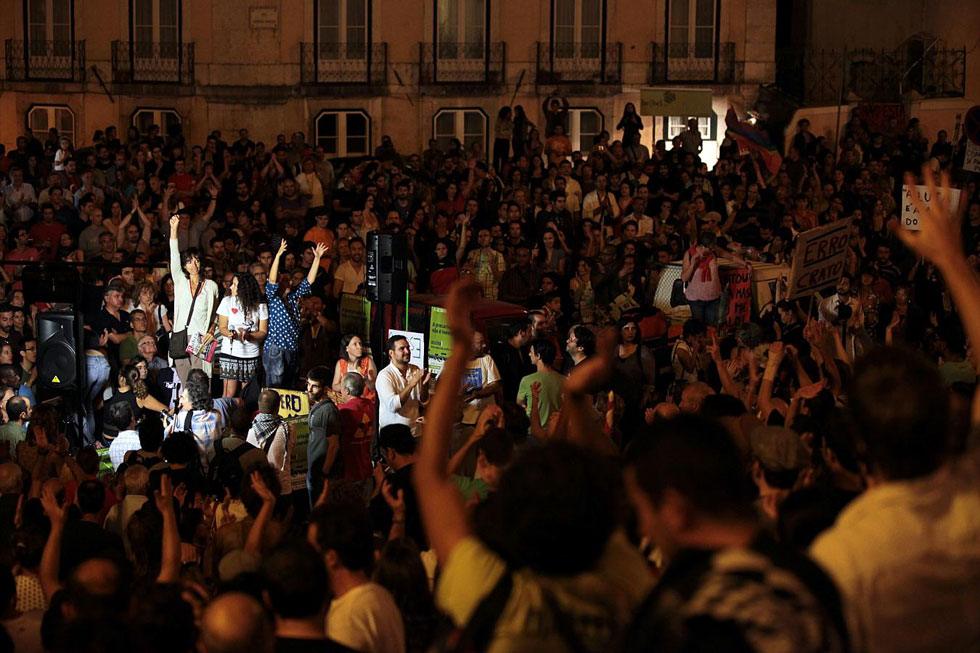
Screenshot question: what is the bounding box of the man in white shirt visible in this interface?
[461,330,501,427]
[582,172,620,224]
[332,237,367,297]
[810,349,980,653]
[558,159,583,217]
[308,501,406,653]
[376,335,430,437]
[106,402,141,470]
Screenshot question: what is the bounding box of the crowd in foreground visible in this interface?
[0,102,976,652]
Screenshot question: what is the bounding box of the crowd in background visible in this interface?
[0,91,975,652]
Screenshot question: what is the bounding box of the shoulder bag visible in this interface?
[169,281,202,360]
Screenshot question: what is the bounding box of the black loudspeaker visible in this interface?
[37,311,81,390]
[366,231,408,303]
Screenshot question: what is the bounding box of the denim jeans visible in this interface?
[263,342,296,389]
[688,298,721,328]
[83,354,111,446]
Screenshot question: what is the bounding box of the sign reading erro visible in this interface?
[787,219,851,300]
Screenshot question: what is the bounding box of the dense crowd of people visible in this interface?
[0,96,976,652]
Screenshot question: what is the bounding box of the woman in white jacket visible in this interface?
[169,214,219,383]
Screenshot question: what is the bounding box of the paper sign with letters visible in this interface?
[902,185,961,231]
[786,219,852,300]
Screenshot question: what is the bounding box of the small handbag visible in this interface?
[670,278,688,307]
[169,281,202,360]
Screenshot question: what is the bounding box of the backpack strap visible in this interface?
[453,570,514,652]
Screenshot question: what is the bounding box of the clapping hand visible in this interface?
[250,470,276,505]
[40,485,68,528]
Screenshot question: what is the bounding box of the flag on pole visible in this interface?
[725,108,783,177]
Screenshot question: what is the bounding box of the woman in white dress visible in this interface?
[216,272,268,398]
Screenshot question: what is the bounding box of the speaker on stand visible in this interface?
[35,308,86,449]
[366,231,408,304]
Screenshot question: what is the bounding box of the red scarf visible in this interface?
[688,247,714,282]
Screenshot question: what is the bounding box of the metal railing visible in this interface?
[4,39,86,81]
[536,41,622,84]
[111,41,194,84]
[776,46,966,105]
[651,42,737,84]
[300,42,387,85]
[419,41,505,85]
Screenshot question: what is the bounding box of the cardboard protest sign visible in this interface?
[723,268,753,327]
[427,307,451,376]
[263,388,312,490]
[787,219,851,300]
[964,140,980,174]
[902,185,961,231]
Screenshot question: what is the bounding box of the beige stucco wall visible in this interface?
[0,0,778,156]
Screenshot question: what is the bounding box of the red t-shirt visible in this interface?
[169,172,196,193]
[29,220,67,260]
[338,396,375,482]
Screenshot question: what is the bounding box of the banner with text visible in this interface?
[427,307,451,376]
[901,184,961,230]
[264,388,312,490]
[787,219,851,300]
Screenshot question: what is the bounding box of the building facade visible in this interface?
[1,0,778,163]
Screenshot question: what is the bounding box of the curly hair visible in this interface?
[133,280,157,304]
[119,363,150,400]
[233,272,265,322]
[184,380,213,412]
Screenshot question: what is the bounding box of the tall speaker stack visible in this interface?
[366,231,408,304]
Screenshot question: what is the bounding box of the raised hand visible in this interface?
[445,278,481,342]
[380,479,405,514]
[154,474,175,514]
[313,242,329,259]
[530,380,542,401]
[895,167,966,267]
[169,214,180,235]
[564,327,617,396]
[250,470,275,505]
[40,485,68,528]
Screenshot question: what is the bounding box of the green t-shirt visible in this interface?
[517,370,564,428]
[0,422,27,457]
[453,475,490,502]
[119,335,140,365]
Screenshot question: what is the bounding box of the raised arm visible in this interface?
[307,242,328,286]
[245,471,276,558]
[896,168,979,421]
[40,485,68,600]
[556,328,618,456]
[414,280,482,561]
[155,475,181,583]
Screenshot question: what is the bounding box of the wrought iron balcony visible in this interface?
[300,42,387,86]
[776,46,966,105]
[536,42,621,85]
[111,41,194,84]
[4,39,86,81]
[419,42,505,86]
[651,42,737,84]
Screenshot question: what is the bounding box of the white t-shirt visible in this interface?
[334,261,366,295]
[217,296,269,358]
[326,582,406,653]
[461,355,501,425]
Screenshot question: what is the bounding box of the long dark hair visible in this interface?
[233,272,264,321]
[373,539,439,653]
[497,106,512,121]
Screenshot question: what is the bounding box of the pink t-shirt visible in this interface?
[683,250,721,301]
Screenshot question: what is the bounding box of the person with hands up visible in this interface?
[169,213,219,384]
[263,239,326,388]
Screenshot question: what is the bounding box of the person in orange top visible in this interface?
[303,210,335,269]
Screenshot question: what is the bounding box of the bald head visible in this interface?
[679,382,715,414]
[72,558,124,598]
[652,402,680,421]
[0,462,22,494]
[200,592,274,653]
[257,389,281,415]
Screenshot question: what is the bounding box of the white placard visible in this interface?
[964,140,980,174]
[387,329,425,370]
[901,185,962,231]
